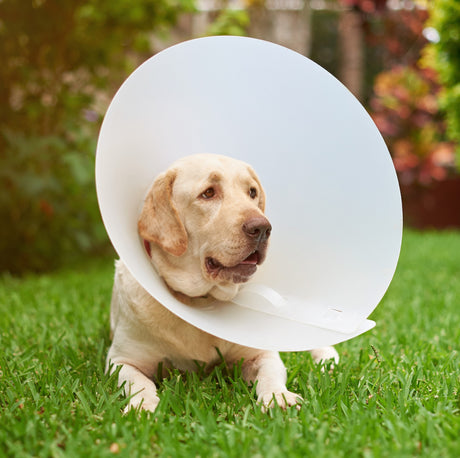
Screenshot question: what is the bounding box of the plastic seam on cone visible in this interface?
[232,283,368,334]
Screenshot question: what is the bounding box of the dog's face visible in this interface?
[138,154,271,301]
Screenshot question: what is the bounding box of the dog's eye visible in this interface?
[201,187,215,199]
[249,187,257,199]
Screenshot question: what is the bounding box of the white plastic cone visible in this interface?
[96,36,402,351]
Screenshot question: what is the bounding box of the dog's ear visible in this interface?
[248,166,266,212]
[138,170,188,256]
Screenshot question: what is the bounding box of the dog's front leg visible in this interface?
[113,363,160,414]
[241,351,302,411]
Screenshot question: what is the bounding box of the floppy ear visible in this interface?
[248,166,266,212]
[138,169,188,256]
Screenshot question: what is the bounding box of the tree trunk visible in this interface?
[248,1,312,57]
[338,8,364,101]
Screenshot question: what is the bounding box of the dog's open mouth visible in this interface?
[205,251,261,283]
[206,251,260,270]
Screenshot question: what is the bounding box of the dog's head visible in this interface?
[138,154,271,301]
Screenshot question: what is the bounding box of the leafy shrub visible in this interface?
[426,0,460,165]
[0,0,194,274]
[370,65,456,185]
[0,127,106,273]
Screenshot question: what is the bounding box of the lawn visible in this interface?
[1,230,459,457]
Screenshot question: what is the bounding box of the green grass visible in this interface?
[1,230,459,457]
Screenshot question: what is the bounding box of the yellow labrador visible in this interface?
[107,154,338,413]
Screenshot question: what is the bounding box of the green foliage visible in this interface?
[0,0,194,274]
[426,0,460,164]
[1,230,460,456]
[0,127,107,273]
[206,8,249,37]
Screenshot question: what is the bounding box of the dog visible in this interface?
[107,153,338,413]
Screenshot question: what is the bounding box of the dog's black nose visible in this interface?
[242,217,272,242]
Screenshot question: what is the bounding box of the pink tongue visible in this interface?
[241,252,258,265]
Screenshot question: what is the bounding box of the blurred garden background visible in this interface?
[1,0,459,275]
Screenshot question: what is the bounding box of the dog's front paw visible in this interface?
[123,393,160,415]
[310,346,339,370]
[258,390,303,412]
